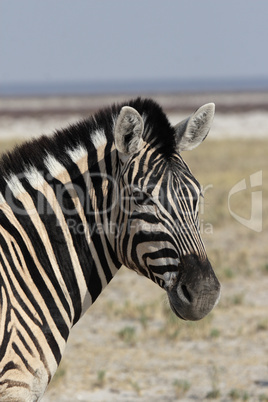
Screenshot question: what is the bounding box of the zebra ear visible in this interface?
[114,106,144,156]
[174,103,215,152]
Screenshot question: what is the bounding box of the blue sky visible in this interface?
[1,0,268,90]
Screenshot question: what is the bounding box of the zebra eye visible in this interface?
[132,190,154,206]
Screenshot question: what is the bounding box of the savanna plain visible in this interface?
[0,93,268,401]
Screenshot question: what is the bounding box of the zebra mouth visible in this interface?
[169,301,187,320]
[164,271,188,320]
[164,272,189,320]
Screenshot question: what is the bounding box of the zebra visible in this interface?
[0,98,220,401]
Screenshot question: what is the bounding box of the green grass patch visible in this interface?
[173,379,191,398]
[117,326,136,345]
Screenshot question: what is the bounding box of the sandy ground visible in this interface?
[0,93,268,401]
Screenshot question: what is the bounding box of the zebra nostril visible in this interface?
[181,284,192,303]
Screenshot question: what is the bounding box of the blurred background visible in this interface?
[1,1,268,401]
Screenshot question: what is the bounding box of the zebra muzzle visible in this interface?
[166,255,221,321]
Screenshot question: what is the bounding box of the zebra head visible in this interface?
[113,99,220,321]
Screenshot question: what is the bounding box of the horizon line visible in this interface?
[1,76,268,97]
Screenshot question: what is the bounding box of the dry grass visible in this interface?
[0,138,24,155]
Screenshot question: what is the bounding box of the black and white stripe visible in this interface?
[0,98,220,400]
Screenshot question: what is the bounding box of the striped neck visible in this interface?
[0,125,122,328]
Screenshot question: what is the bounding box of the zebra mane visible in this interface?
[0,98,176,181]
